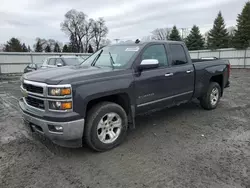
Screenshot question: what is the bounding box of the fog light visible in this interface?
[48,124,63,132]
[55,126,63,131]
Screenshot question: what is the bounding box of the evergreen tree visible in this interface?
[4,45,10,52]
[227,26,236,48]
[4,38,23,52]
[22,43,28,52]
[45,45,51,52]
[185,25,205,50]
[53,43,61,52]
[68,34,78,52]
[232,2,250,49]
[35,39,43,52]
[62,44,69,52]
[228,33,235,48]
[207,11,229,49]
[169,26,181,41]
[87,44,94,53]
[27,45,31,52]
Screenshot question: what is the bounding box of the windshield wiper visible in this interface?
[109,52,115,69]
[91,49,103,66]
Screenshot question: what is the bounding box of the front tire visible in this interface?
[84,102,128,151]
[200,82,221,110]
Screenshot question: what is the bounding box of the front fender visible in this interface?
[72,73,134,118]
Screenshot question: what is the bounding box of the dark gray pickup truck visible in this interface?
[19,41,230,151]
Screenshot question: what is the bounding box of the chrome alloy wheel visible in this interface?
[210,87,219,106]
[97,112,122,144]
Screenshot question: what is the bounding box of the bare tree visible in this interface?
[92,18,108,51]
[151,28,172,40]
[227,26,236,48]
[33,38,47,50]
[61,9,87,52]
[83,18,95,52]
[100,39,111,49]
[204,31,209,48]
[227,26,236,36]
[142,35,153,41]
[60,10,109,52]
[0,44,5,52]
[47,39,63,50]
[69,34,78,52]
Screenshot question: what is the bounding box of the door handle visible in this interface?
[186,70,193,73]
[165,73,173,77]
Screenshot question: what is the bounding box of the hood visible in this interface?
[23,65,113,85]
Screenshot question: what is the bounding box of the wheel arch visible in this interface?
[209,74,223,96]
[85,93,135,129]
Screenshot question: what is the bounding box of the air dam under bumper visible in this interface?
[19,102,85,148]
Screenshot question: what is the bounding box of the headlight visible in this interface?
[49,101,72,110]
[48,87,71,96]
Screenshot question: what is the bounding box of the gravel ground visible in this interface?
[0,69,250,188]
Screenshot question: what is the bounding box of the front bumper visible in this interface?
[19,99,85,148]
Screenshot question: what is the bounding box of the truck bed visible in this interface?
[192,59,219,63]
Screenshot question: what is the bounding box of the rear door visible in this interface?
[166,44,195,103]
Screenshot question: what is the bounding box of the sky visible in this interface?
[0,0,247,47]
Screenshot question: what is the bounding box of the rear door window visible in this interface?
[169,44,188,65]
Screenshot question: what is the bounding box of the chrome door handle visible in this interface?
[165,73,173,77]
[186,70,193,73]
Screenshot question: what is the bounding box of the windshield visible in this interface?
[64,58,82,66]
[81,45,140,69]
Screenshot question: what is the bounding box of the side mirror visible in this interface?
[57,63,63,67]
[138,59,159,71]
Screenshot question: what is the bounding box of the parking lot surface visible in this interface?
[0,69,250,188]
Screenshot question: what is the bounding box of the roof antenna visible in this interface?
[135,39,140,44]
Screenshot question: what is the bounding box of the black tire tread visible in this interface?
[84,102,128,152]
[200,82,221,110]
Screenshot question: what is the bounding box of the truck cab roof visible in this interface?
[46,56,80,59]
[110,40,185,47]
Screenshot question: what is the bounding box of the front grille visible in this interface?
[25,96,45,110]
[23,83,43,94]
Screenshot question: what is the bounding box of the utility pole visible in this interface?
[114,39,120,43]
[180,28,188,40]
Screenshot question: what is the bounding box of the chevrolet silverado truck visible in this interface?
[19,41,230,151]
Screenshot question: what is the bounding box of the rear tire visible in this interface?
[84,102,128,152]
[200,82,221,110]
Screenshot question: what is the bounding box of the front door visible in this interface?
[134,44,171,113]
